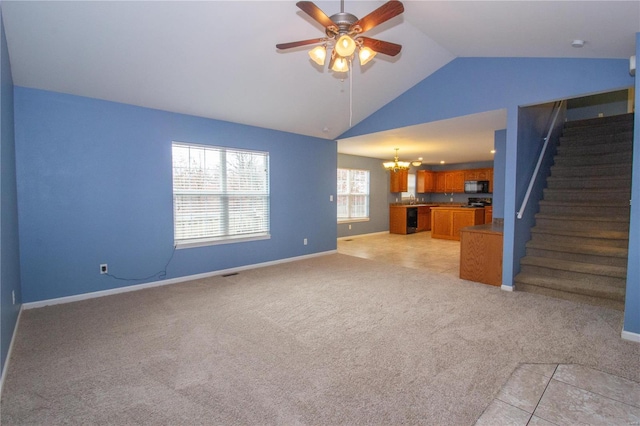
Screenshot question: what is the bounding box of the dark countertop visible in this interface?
[460,222,504,235]
[429,206,485,210]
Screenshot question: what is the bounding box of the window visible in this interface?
[402,173,416,200]
[337,168,370,222]
[172,142,270,247]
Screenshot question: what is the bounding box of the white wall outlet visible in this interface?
[100,264,108,274]
[349,224,352,230]
[330,195,333,201]
[12,290,15,305]
[450,197,454,202]
[303,238,308,245]
[598,112,604,117]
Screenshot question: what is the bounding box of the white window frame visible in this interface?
[337,168,370,223]
[172,142,270,248]
[402,173,416,200]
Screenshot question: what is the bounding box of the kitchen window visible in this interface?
[172,142,270,248]
[337,168,370,222]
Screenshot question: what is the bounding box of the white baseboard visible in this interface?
[621,330,640,343]
[337,231,389,240]
[501,284,515,292]
[23,250,337,310]
[0,305,23,398]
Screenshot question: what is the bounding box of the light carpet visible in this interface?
[1,254,638,425]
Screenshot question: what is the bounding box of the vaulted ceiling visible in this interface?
[2,1,638,163]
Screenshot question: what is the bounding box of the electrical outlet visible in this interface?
[12,290,15,305]
[330,195,333,201]
[303,238,308,245]
[100,264,108,274]
[349,224,352,230]
[450,197,454,202]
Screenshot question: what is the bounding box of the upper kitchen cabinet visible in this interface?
[416,170,435,193]
[389,169,408,192]
[434,170,465,193]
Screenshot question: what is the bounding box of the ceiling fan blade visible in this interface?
[360,37,402,56]
[296,1,338,32]
[276,38,327,50]
[350,0,404,34]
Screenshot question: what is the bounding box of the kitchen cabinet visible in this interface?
[417,206,431,232]
[389,205,433,234]
[430,207,485,240]
[435,172,446,192]
[484,206,493,224]
[389,169,408,193]
[389,205,408,234]
[433,171,465,193]
[447,171,465,193]
[416,170,435,193]
[460,223,503,286]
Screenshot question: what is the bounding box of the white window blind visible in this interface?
[172,142,270,247]
[337,168,370,222]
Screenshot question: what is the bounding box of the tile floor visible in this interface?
[337,232,640,426]
[476,364,640,425]
[337,231,461,277]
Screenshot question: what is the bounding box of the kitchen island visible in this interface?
[460,222,503,286]
[430,206,485,240]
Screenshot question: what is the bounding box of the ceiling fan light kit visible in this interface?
[308,45,327,65]
[276,0,404,73]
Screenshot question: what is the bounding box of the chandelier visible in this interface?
[383,148,410,172]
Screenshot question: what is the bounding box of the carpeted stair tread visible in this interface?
[535,213,630,223]
[539,200,630,207]
[525,241,628,258]
[531,227,628,240]
[520,256,627,279]
[514,273,626,302]
[563,113,634,128]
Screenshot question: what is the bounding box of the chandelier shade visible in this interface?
[383,148,410,172]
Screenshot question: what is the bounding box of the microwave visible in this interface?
[464,180,490,194]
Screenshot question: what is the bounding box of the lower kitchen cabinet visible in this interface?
[460,223,503,286]
[389,205,433,234]
[417,206,431,232]
[430,207,485,240]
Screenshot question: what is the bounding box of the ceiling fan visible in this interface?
[276,0,404,72]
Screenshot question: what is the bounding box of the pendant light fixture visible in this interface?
[383,148,410,172]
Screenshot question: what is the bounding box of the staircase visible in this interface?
[515,113,634,310]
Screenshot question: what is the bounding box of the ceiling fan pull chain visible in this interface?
[349,58,353,128]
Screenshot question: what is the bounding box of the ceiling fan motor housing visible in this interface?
[328,12,359,36]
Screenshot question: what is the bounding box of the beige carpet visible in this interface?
[1,254,638,425]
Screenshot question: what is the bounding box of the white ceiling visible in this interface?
[2,1,638,163]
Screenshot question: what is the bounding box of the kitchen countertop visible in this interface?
[429,206,486,210]
[389,204,442,207]
[460,222,504,235]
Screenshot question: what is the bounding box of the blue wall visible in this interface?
[623,33,640,336]
[0,8,22,381]
[506,102,565,280]
[14,88,337,303]
[341,58,634,139]
[492,130,506,219]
